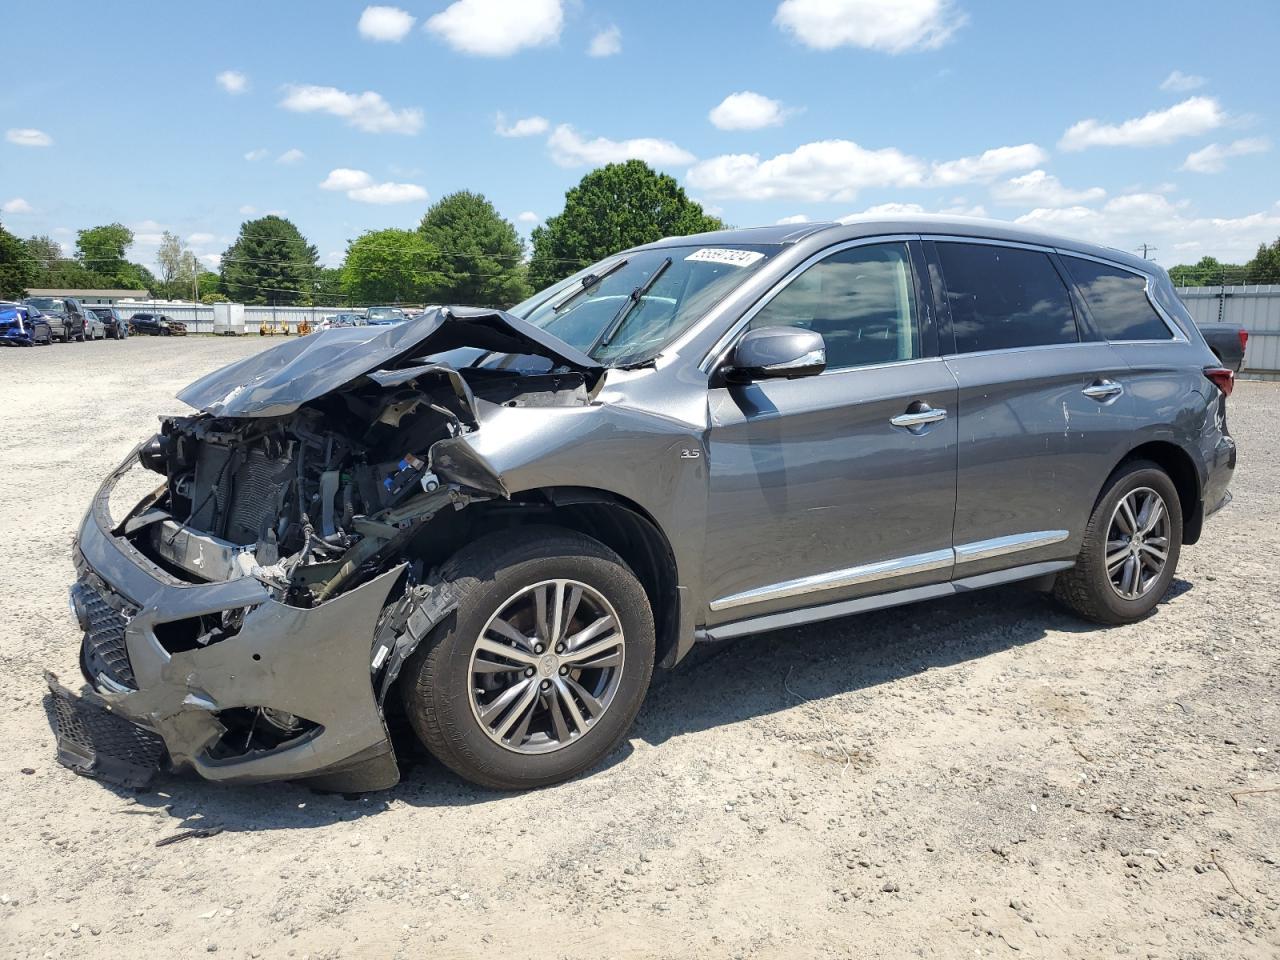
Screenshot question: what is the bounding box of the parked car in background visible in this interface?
[83,311,106,340]
[23,296,87,342]
[46,217,1237,793]
[130,313,187,336]
[366,305,408,325]
[319,312,367,330]
[87,306,131,339]
[1195,322,1248,372]
[0,302,53,346]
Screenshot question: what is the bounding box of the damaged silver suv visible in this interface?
[47,217,1236,792]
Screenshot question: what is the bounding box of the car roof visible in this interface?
[641,214,1156,275]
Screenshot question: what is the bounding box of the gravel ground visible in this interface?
[1,336,1277,959]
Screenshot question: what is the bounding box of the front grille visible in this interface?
[74,580,137,689]
[45,673,164,787]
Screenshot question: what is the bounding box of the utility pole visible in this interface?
[1135,243,1158,260]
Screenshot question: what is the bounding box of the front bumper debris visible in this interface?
[46,672,165,788]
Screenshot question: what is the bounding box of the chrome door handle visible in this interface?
[890,406,948,428]
[1082,379,1124,402]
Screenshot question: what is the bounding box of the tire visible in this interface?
[1054,459,1183,625]
[400,527,656,790]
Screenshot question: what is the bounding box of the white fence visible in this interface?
[1174,285,1280,378]
[107,301,357,333]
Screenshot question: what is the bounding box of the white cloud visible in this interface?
[277,148,306,164]
[200,253,223,269]
[1015,193,1280,264]
[320,169,375,191]
[186,232,216,245]
[774,0,966,53]
[495,113,550,137]
[990,169,1106,206]
[280,84,423,135]
[776,214,810,225]
[709,91,788,131]
[588,25,622,57]
[319,168,427,204]
[929,143,1048,185]
[548,124,695,168]
[6,128,52,147]
[216,70,249,94]
[244,148,269,161]
[349,182,429,204]
[1160,70,1205,92]
[358,5,416,42]
[841,201,987,220]
[687,139,925,201]
[425,0,563,57]
[1060,96,1225,151]
[516,211,540,225]
[238,205,257,216]
[2,197,34,214]
[1180,137,1270,174]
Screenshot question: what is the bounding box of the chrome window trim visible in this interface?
[698,234,922,375]
[922,234,1057,255]
[1053,248,1187,343]
[710,529,1071,612]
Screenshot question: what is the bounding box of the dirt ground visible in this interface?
[0,336,1276,959]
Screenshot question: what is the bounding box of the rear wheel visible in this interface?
[400,528,655,790]
[1054,460,1183,624]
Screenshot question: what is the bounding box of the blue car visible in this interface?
[0,302,53,346]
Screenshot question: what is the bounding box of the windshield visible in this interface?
[25,297,67,314]
[511,244,777,366]
[367,306,405,321]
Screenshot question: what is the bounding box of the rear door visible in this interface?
[703,238,959,623]
[928,237,1136,577]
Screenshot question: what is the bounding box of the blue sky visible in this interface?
[2,0,1277,275]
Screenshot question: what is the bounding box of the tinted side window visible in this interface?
[1062,256,1172,341]
[936,242,1078,353]
[749,242,919,370]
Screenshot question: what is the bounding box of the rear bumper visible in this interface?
[49,451,403,791]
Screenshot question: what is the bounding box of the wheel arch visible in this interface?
[1108,440,1204,544]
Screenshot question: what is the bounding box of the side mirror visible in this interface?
[724,327,826,383]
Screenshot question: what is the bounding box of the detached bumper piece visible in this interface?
[45,672,165,788]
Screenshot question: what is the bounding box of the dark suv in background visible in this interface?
[48,216,1235,794]
[23,296,88,342]
[87,306,131,339]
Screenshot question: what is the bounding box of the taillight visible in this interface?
[1238,328,1249,353]
[1204,366,1234,397]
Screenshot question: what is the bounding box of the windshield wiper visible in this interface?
[550,258,628,314]
[590,257,672,354]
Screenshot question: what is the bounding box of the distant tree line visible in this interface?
[1168,239,1280,287]
[0,160,725,308]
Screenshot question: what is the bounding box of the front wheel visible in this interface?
[400,528,655,790]
[1054,460,1183,624]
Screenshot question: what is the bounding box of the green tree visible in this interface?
[25,234,63,275]
[341,229,446,305]
[527,160,725,290]
[76,223,135,285]
[1168,256,1238,287]
[1244,237,1280,284]
[0,221,35,298]
[417,191,530,307]
[220,215,318,304]
[197,270,222,300]
[312,266,344,305]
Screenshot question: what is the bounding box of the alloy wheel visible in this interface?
[468,578,625,755]
[1105,487,1171,600]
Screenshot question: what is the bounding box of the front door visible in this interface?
[703,239,959,623]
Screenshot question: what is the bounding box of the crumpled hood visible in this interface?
[178,306,603,418]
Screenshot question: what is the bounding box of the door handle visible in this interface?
[890,405,948,429]
[1082,379,1124,402]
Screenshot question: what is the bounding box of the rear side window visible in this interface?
[1061,256,1173,341]
[748,242,920,370]
[936,242,1078,353]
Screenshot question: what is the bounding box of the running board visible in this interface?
[697,560,1074,642]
